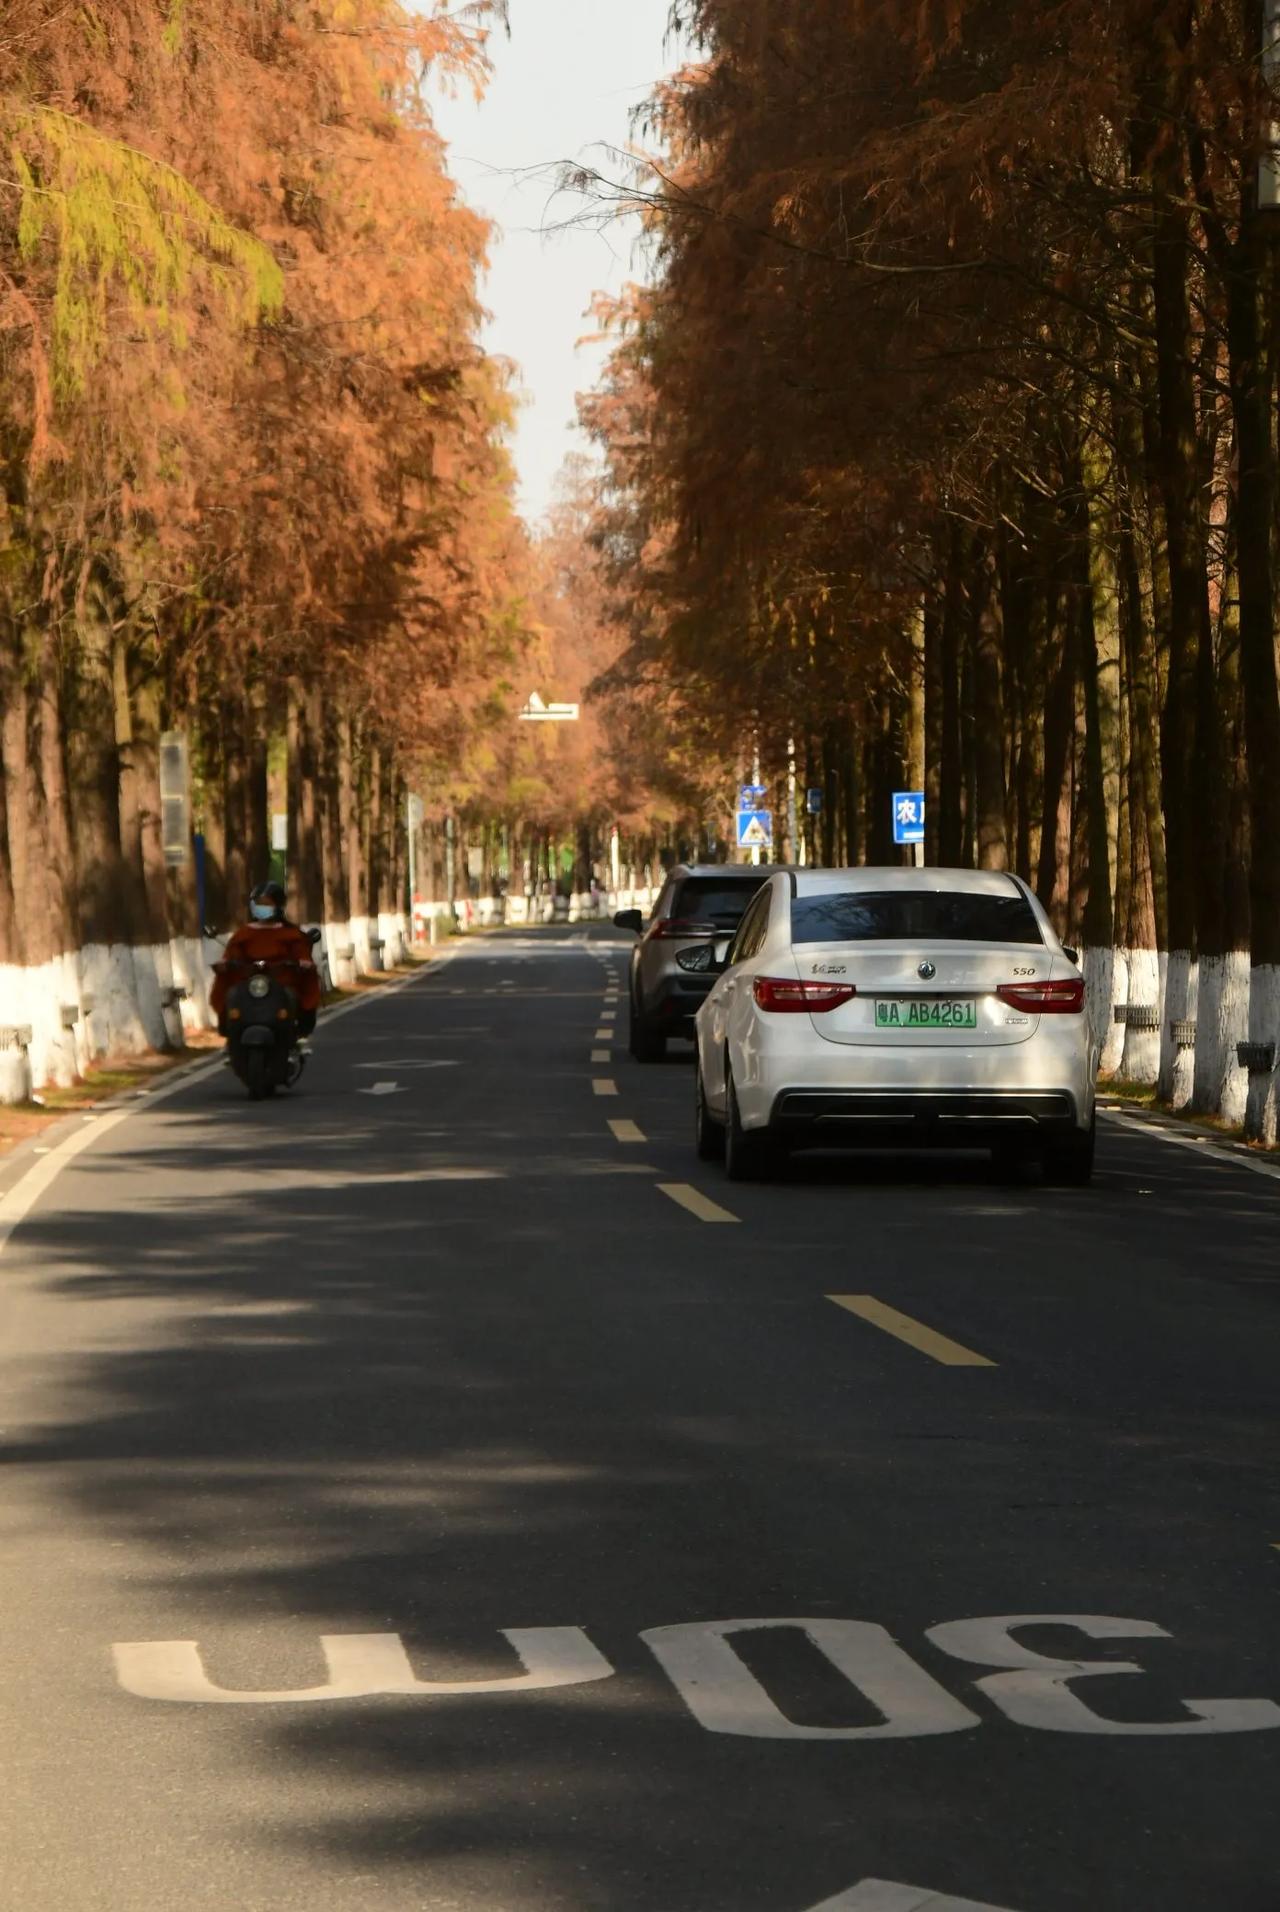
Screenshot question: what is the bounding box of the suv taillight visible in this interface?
[648,918,718,940]
[996,979,1085,1014]
[753,977,857,1013]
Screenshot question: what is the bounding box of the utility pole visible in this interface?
[786,736,799,868]
[751,736,762,867]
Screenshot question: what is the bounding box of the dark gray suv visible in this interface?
[614,864,776,1061]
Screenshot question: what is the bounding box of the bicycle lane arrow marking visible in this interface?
[805,1881,1019,1912]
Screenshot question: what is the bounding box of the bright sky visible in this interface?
[430,1,681,527]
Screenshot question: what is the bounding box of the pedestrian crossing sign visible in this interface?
[737,810,773,850]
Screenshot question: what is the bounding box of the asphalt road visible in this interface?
[2,924,1278,1912]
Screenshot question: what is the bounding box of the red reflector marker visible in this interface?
[753,976,857,1014]
[996,978,1085,1014]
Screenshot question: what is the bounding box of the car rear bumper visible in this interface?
[769,1087,1084,1147]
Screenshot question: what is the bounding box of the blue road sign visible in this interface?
[805,787,823,815]
[737,809,774,851]
[893,791,925,846]
[739,784,768,812]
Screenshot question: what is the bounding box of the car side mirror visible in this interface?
[613,909,643,934]
[1062,945,1080,967]
[307,927,322,947]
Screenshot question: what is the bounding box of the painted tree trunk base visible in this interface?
[1243,965,1280,1146]
[0,1044,32,1105]
[1084,945,1119,1066]
[322,920,357,990]
[1096,947,1128,1076]
[1191,952,1250,1126]
[1118,946,1162,1084]
[1158,951,1197,1109]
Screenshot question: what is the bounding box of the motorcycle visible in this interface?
[213,928,322,1100]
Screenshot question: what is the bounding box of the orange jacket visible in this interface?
[210,922,321,1018]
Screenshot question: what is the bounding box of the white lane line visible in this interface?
[592,1078,618,1098]
[1102,1109,1280,1183]
[594,1027,611,1041]
[608,1119,646,1144]
[601,1009,617,1022]
[591,1049,611,1064]
[658,1182,739,1224]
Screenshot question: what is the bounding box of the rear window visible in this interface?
[791,890,1043,946]
[673,877,765,928]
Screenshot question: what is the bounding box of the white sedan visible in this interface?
[687,868,1098,1184]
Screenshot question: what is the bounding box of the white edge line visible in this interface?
[1101,1109,1280,1183]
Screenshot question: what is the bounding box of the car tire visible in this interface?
[629,1003,666,1063]
[695,1065,725,1161]
[1042,1108,1095,1187]
[724,1070,777,1182]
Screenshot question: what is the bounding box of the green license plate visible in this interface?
[875,998,977,1029]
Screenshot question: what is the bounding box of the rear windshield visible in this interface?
[791,890,1043,946]
[673,877,765,927]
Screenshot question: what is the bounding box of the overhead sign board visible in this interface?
[519,692,580,723]
[892,791,925,847]
[737,809,774,851]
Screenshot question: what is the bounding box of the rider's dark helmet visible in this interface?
[249,880,287,924]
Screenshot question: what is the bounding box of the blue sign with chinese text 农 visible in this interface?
[892,792,925,846]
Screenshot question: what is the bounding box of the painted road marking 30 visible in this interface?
[808,1882,1018,1912]
[113,1613,1280,1734]
[828,1295,995,1368]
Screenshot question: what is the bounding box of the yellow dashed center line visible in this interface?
[658,1183,740,1224]
[592,1078,619,1098]
[827,1294,996,1368]
[608,1119,646,1144]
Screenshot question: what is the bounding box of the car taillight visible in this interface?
[753,976,857,1013]
[648,918,718,940]
[996,978,1085,1014]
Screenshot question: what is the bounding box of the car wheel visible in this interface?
[695,1065,725,1161]
[1042,1108,1096,1187]
[629,1003,666,1063]
[724,1070,777,1182]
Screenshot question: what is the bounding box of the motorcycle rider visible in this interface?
[210,880,322,1037]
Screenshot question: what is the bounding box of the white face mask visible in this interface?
[250,902,277,923]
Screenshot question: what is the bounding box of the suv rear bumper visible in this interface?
[769,1088,1083,1147]
[642,974,715,1034]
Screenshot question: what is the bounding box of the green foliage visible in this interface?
[7,106,283,400]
